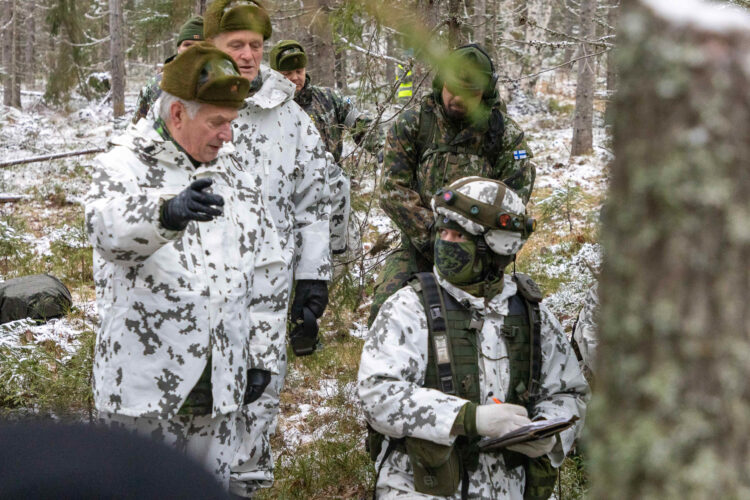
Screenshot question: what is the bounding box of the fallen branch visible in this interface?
[0,194,28,203]
[0,147,106,169]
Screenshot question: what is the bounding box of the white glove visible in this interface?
[507,435,557,458]
[475,403,531,438]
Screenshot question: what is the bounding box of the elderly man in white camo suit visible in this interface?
[85,44,285,489]
[358,177,589,499]
[203,1,334,495]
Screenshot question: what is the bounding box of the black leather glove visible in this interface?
[289,280,328,357]
[290,280,329,324]
[243,368,271,405]
[289,307,320,357]
[160,178,225,231]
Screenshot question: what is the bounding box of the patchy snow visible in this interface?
[642,0,750,32]
[349,320,369,339]
[276,378,359,452]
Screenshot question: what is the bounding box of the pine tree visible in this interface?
[591,0,750,497]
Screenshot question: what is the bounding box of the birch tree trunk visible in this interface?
[194,0,207,15]
[570,0,596,156]
[590,1,750,498]
[110,0,125,117]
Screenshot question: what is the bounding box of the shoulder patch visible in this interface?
[513,272,543,303]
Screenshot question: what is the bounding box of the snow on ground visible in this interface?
[277,377,359,453]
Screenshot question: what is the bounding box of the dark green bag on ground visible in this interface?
[0,274,72,324]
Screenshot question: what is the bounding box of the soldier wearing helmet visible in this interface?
[370,44,537,325]
[358,177,588,499]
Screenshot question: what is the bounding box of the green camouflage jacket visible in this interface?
[380,92,536,260]
[294,76,380,163]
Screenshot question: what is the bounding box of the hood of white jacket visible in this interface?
[434,270,517,317]
[244,65,296,110]
[110,116,236,168]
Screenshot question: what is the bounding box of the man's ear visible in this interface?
[170,101,185,130]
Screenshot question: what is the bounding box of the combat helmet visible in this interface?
[432,176,535,257]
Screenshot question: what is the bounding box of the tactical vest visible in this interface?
[412,96,530,213]
[367,272,556,500]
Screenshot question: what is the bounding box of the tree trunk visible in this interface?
[2,0,12,106]
[473,0,487,46]
[604,1,619,125]
[11,1,20,107]
[334,47,346,90]
[570,0,596,157]
[606,1,619,94]
[308,0,335,87]
[520,0,554,93]
[590,1,750,498]
[2,0,20,108]
[385,34,395,86]
[448,0,464,48]
[110,0,125,117]
[194,0,207,15]
[562,0,578,69]
[24,2,34,88]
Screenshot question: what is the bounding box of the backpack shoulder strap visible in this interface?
[482,106,506,161]
[415,98,438,162]
[411,272,456,395]
[512,273,543,404]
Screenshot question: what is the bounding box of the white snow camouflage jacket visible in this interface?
[86,118,286,419]
[231,67,334,374]
[358,272,590,499]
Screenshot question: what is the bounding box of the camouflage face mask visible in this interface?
[434,238,483,285]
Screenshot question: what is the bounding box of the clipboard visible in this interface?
[477,415,579,451]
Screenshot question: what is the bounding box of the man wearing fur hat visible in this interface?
[86,44,285,488]
[359,177,588,499]
[270,39,383,258]
[370,44,537,325]
[132,15,205,124]
[204,1,334,495]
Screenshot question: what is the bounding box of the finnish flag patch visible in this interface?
[513,150,528,160]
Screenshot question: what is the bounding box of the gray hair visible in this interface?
[158,92,202,122]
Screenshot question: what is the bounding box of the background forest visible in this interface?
[3,0,750,498]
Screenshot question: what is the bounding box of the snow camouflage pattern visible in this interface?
[369,94,535,323]
[358,273,589,499]
[431,177,527,256]
[86,116,287,419]
[132,74,163,124]
[102,410,243,488]
[572,282,599,378]
[228,66,331,495]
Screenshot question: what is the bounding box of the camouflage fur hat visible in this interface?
[161,43,250,108]
[176,15,204,47]
[204,0,272,40]
[269,40,307,71]
[431,177,535,256]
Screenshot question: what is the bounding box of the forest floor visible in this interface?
[0,71,607,499]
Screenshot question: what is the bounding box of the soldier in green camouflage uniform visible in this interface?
[270,40,381,254]
[132,16,204,124]
[369,44,536,324]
